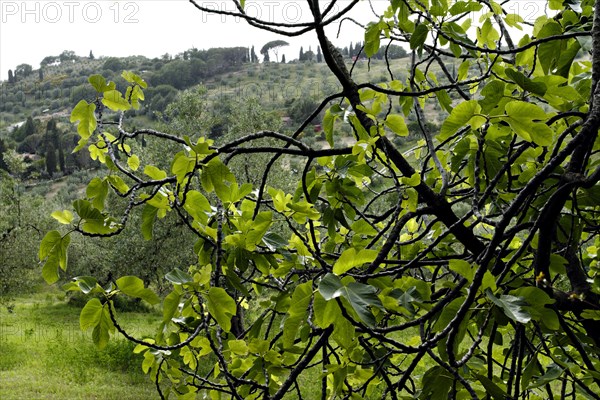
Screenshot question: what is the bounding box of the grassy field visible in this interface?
[1,285,431,399]
[0,288,161,399]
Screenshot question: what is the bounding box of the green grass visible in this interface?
[0,289,161,399]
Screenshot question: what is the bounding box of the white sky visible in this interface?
[0,0,386,80]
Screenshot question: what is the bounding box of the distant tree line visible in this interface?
[40,50,79,67]
[344,41,408,59]
[150,47,248,90]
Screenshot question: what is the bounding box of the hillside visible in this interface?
[1,47,434,182]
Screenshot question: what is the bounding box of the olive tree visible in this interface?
[40,1,600,399]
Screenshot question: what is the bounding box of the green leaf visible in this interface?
[433,297,465,332]
[51,210,74,225]
[555,39,581,78]
[435,90,453,113]
[449,259,474,282]
[80,298,103,330]
[430,0,448,16]
[364,22,381,57]
[487,291,531,324]
[283,282,313,348]
[172,152,196,184]
[121,70,147,88]
[527,364,564,389]
[410,23,429,50]
[144,165,168,180]
[390,286,422,316]
[102,90,131,111]
[401,172,421,187]
[39,230,71,284]
[504,101,553,146]
[384,114,408,136]
[183,190,211,224]
[449,1,482,15]
[262,232,288,251]
[318,273,383,327]
[163,290,181,323]
[127,85,145,109]
[201,158,236,202]
[165,268,193,285]
[116,276,160,304]
[72,276,100,294]
[244,211,273,248]
[510,287,557,328]
[141,204,158,241]
[228,339,248,355]
[505,68,547,96]
[106,176,129,194]
[421,366,453,399]
[141,350,155,374]
[439,100,484,140]
[127,155,140,171]
[70,100,96,139]
[537,21,563,74]
[86,177,109,210]
[313,292,341,329]
[323,107,340,147]
[333,248,378,275]
[457,60,470,80]
[504,13,524,29]
[342,282,383,326]
[476,375,507,400]
[332,314,355,351]
[549,254,568,275]
[581,310,600,320]
[319,273,344,300]
[73,199,117,235]
[510,287,555,308]
[477,19,499,49]
[206,287,237,332]
[88,74,115,93]
[93,305,114,349]
[479,80,506,112]
[185,136,216,156]
[88,74,106,92]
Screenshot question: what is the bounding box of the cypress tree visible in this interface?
[251,46,258,63]
[58,138,65,173]
[15,116,35,141]
[0,139,8,171]
[46,143,57,176]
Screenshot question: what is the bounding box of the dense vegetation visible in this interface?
[0,45,408,306]
[4,0,600,398]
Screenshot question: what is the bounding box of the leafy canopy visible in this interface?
[40,1,600,399]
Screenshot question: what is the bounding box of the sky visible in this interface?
[0,0,389,80]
